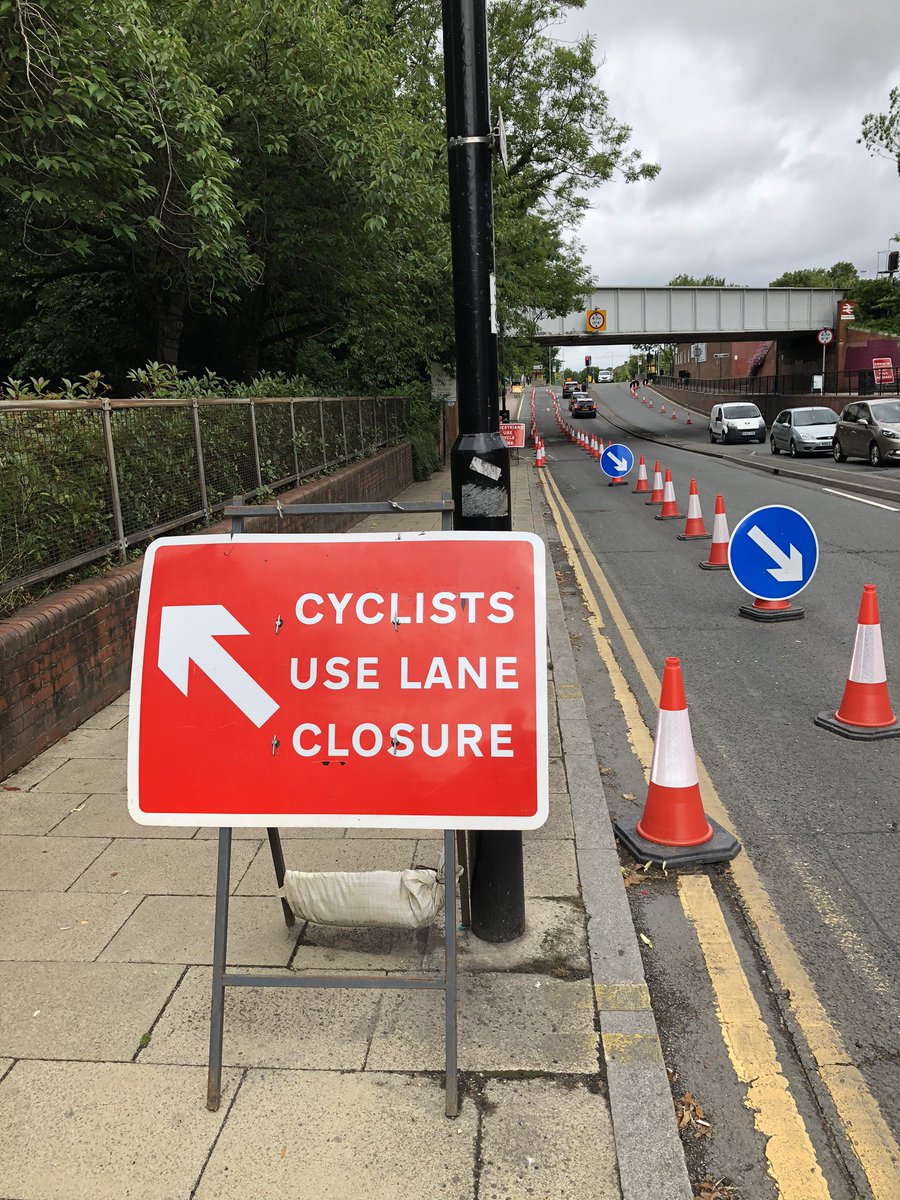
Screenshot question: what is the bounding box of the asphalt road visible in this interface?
[529,383,900,1196]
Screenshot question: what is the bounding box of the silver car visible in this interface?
[770,406,838,457]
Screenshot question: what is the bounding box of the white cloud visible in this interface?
[549,0,900,291]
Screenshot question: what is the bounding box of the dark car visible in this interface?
[832,399,900,467]
[570,395,596,419]
[562,381,577,399]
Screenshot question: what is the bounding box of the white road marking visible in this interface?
[821,487,899,512]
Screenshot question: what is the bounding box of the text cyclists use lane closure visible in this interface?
[127,532,548,830]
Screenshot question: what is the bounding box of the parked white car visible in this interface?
[597,369,614,383]
[708,401,766,445]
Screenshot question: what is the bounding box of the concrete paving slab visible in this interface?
[33,757,127,794]
[0,1060,238,1200]
[76,707,129,730]
[69,837,258,896]
[2,751,70,791]
[423,898,588,977]
[366,973,598,1073]
[236,837,417,895]
[292,923,425,973]
[0,791,87,835]
[0,891,141,961]
[530,795,574,839]
[548,757,566,792]
[99,895,298,966]
[193,823,342,839]
[345,826,436,839]
[522,838,580,899]
[109,690,130,706]
[141,966,379,1069]
[53,727,128,759]
[195,1069,478,1200]
[479,1077,619,1200]
[0,834,109,891]
[50,792,196,839]
[0,961,183,1059]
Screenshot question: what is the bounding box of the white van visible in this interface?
[708,401,766,445]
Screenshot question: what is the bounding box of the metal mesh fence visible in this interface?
[0,407,117,591]
[1,395,410,609]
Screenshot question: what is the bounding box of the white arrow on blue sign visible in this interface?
[600,443,634,479]
[728,505,819,601]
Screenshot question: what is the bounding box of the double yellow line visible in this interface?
[540,467,899,1199]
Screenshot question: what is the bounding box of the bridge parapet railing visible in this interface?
[659,372,900,401]
[0,395,410,607]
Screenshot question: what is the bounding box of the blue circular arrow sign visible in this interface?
[728,505,819,601]
[600,443,634,478]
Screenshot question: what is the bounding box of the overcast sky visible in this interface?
[552,0,900,369]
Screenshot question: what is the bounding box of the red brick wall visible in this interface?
[0,443,413,781]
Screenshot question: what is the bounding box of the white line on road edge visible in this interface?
[821,487,899,511]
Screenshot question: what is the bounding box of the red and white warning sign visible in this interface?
[872,356,894,384]
[128,533,548,829]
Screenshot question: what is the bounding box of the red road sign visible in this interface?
[872,356,894,384]
[499,422,526,448]
[128,533,548,830]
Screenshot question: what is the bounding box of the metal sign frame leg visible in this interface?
[207,826,232,1111]
[444,828,459,1117]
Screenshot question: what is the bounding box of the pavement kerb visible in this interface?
[595,388,900,506]
[526,464,694,1200]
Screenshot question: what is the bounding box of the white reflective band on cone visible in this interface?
[848,623,888,684]
[711,513,729,540]
[663,480,676,502]
[649,709,700,787]
[687,493,702,518]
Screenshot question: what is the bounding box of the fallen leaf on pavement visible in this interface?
[639,932,653,948]
[694,1178,738,1200]
[621,868,644,888]
[622,793,636,801]
[676,1092,712,1139]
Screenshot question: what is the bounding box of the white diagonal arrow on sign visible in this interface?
[158,605,279,728]
[747,525,804,582]
[608,452,628,472]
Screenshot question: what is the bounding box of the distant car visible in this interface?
[570,395,596,419]
[568,388,590,412]
[562,381,577,399]
[832,398,900,467]
[708,401,766,444]
[597,369,614,383]
[770,407,838,456]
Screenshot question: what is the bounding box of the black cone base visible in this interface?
[614,815,741,866]
[739,602,804,622]
[698,560,729,571]
[814,711,900,741]
[655,512,684,521]
[677,532,712,541]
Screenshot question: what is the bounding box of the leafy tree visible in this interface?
[0,0,259,364]
[668,273,726,287]
[768,263,859,288]
[859,87,900,178]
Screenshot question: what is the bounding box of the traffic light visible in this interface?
[585,355,591,367]
[888,251,899,274]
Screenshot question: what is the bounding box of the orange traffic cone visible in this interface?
[648,399,654,409]
[632,455,650,493]
[645,461,664,505]
[815,585,899,740]
[739,597,805,622]
[660,403,667,414]
[533,440,546,468]
[641,393,647,405]
[655,468,683,520]
[699,495,729,569]
[614,657,740,864]
[677,480,711,540]
[671,407,678,420]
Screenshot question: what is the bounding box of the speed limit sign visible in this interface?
[817,328,834,345]
[586,309,607,332]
